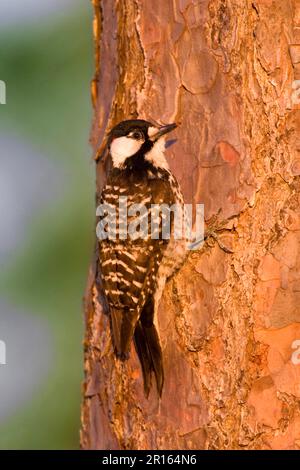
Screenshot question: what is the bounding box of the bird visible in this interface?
[97,119,186,397]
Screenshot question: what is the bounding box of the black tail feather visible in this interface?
[142,323,164,396]
[134,321,153,397]
[111,300,164,397]
[134,298,164,397]
[110,307,136,358]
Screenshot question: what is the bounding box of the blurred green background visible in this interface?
[0,1,94,448]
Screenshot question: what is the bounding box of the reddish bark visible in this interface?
[81,0,300,450]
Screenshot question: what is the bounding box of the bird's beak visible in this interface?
[150,123,177,142]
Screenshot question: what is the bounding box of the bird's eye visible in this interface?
[129,130,143,140]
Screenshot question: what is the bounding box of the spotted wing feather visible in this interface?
[98,170,175,356]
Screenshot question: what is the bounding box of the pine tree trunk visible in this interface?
[81,0,300,450]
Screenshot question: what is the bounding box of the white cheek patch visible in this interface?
[145,137,169,170]
[110,136,143,168]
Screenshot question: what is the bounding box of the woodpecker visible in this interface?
[97,119,186,397]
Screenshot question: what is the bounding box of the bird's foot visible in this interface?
[204,209,235,254]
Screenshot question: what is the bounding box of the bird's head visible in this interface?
[107,119,177,170]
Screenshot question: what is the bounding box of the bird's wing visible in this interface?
[98,174,176,354]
